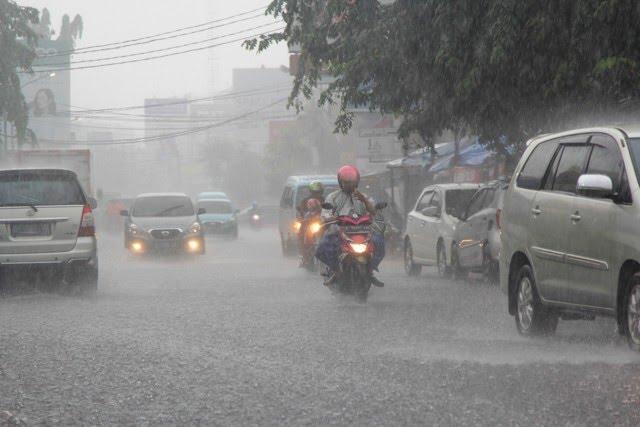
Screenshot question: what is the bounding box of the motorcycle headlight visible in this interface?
[309,222,322,234]
[189,222,201,234]
[252,214,260,221]
[293,221,302,232]
[349,242,368,254]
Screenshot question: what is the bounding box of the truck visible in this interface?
[0,149,92,195]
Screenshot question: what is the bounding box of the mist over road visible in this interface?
[0,228,638,425]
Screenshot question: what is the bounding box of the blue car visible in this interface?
[197,198,238,238]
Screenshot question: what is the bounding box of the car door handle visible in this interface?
[571,212,581,222]
[531,207,542,216]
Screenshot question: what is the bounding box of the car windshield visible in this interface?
[0,171,85,206]
[133,196,194,217]
[199,200,232,214]
[295,185,338,206]
[445,189,478,218]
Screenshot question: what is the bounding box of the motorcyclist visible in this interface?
[315,165,385,287]
[296,181,325,262]
[300,198,323,266]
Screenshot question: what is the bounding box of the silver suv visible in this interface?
[0,169,98,291]
[500,127,640,350]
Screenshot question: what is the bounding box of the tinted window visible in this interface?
[416,191,433,211]
[552,145,591,193]
[445,189,477,218]
[198,200,232,214]
[586,134,624,191]
[0,171,85,206]
[517,141,559,189]
[133,196,194,217]
[465,190,486,218]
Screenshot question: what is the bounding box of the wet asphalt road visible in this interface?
[0,228,639,426]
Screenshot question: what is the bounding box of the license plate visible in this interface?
[11,222,51,237]
[155,241,178,250]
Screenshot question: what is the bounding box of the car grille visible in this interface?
[150,229,182,240]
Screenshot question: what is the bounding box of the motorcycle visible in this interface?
[321,202,387,302]
[300,212,323,272]
[249,211,262,230]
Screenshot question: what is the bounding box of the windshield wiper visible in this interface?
[153,204,186,217]
[0,203,38,212]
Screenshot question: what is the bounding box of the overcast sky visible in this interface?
[17,0,289,109]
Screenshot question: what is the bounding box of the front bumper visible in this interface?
[0,236,98,266]
[127,233,204,254]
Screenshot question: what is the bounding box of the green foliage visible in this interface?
[0,0,38,143]
[247,0,640,153]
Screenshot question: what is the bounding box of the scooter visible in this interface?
[320,202,386,302]
[249,212,262,230]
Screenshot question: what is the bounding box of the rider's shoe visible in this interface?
[370,274,385,287]
[324,272,338,287]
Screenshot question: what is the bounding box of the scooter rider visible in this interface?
[315,165,385,287]
[297,181,325,262]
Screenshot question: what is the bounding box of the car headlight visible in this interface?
[189,222,201,234]
[349,243,368,254]
[128,223,142,235]
[252,214,260,221]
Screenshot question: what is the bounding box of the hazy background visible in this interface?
[16,0,289,109]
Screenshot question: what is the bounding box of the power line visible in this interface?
[27,29,284,73]
[42,97,288,146]
[39,21,282,68]
[59,85,291,115]
[41,5,269,57]
[39,19,280,66]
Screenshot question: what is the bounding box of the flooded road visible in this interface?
[0,228,638,425]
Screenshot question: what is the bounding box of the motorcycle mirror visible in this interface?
[375,202,388,210]
[322,202,334,210]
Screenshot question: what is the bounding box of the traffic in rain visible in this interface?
[1,1,640,425]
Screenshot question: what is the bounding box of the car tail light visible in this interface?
[496,209,502,230]
[78,204,95,237]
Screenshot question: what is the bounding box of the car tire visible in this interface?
[436,242,451,279]
[622,273,640,352]
[404,239,422,276]
[514,264,558,336]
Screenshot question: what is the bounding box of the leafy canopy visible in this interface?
[0,0,39,141]
[247,0,640,152]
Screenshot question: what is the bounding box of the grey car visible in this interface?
[454,180,508,281]
[122,193,205,255]
[500,126,640,350]
[0,168,98,291]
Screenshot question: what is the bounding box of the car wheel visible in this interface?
[515,265,558,336]
[436,242,450,278]
[404,240,422,276]
[623,273,640,351]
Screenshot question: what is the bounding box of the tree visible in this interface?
[0,0,39,144]
[247,0,640,154]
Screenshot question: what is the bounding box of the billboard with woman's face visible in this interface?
[31,88,57,117]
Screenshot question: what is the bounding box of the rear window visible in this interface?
[133,196,194,217]
[0,171,85,206]
[445,189,477,218]
[198,200,232,214]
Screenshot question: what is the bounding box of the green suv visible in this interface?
[500,127,640,350]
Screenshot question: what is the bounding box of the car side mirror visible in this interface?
[375,202,388,210]
[120,209,129,217]
[322,202,334,210]
[88,197,98,210]
[197,208,206,215]
[576,174,613,199]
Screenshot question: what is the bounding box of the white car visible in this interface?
[404,183,480,277]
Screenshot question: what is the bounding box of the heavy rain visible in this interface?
[1,1,640,425]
